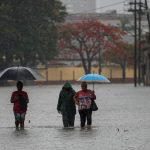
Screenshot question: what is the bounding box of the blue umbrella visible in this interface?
[78,73,110,90]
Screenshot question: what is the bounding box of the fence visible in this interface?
[37,66,134,82]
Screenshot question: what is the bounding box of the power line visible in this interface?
[96,1,126,10]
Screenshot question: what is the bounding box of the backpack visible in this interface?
[19,94,27,110]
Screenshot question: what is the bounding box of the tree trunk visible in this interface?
[81,57,88,74]
[121,62,126,82]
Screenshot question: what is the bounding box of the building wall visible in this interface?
[38,66,134,81]
[61,0,96,13]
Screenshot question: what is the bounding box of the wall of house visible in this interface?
[38,66,134,81]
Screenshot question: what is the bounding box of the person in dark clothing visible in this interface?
[57,82,76,128]
[10,81,29,129]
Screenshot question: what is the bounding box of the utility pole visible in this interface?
[128,0,138,87]
[134,0,138,87]
[145,0,150,32]
[138,0,142,85]
[128,0,147,86]
[128,0,150,86]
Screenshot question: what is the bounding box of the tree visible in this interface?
[0,0,67,69]
[57,19,125,74]
[104,42,134,81]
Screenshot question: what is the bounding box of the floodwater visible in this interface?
[0,84,150,150]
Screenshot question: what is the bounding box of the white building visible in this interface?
[60,0,96,14]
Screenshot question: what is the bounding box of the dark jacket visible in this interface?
[57,82,76,115]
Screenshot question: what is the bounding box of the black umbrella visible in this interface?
[0,66,43,80]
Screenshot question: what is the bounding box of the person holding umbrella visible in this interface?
[74,81,96,128]
[57,82,76,128]
[10,81,29,129]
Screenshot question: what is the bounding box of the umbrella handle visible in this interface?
[93,82,94,91]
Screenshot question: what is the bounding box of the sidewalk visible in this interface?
[0,84,150,150]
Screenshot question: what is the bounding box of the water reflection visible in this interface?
[0,84,150,150]
[12,128,30,139]
[56,125,99,140]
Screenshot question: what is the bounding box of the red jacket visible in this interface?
[74,89,96,110]
[11,90,29,113]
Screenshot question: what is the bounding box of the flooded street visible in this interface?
[0,84,150,150]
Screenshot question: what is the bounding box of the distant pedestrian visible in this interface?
[73,82,96,128]
[10,81,29,129]
[57,82,76,128]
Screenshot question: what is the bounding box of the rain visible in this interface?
[0,84,150,150]
[0,0,150,150]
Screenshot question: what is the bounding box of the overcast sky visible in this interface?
[96,0,130,13]
[96,0,150,13]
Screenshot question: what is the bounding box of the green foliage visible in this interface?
[0,0,67,68]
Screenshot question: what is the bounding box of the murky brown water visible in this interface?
[0,84,150,150]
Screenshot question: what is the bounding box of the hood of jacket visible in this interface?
[63,82,72,89]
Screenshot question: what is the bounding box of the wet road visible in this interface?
[0,84,150,150]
